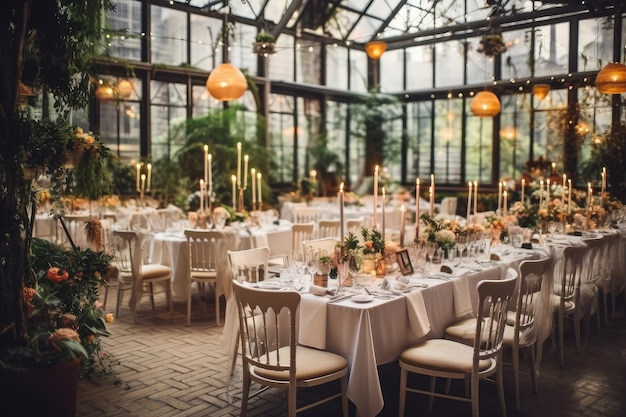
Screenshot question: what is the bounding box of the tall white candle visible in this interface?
[339,182,345,245]
[473,181,478,223]
[146,163,152,192]
[243,155,249,189]
[373,165,379,229]
[521,178,525,204]
[429,174,435,217]
[503,191,508,215]
[257,172,262,206]
[251,168,256,207]
[140,174,146,192]
[208,154,213,190]
[546,179,551,208]
[601,167,606,205]
[568,179,572,214]
[203,145,208,184]
[466,181,473,222]
[587,182,592,215]
[199,179,205,212]
[561,174,566,205]
[231,175,237,208]
[539,180,544,209]
[136,163,141,192]
[236,142,242,187]
[497,181,502,214]
[382,187,386,239]
[400,204,406,248]
[415,178,420,238]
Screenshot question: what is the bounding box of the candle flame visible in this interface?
[340,182,344,191]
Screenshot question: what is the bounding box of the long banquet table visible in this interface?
[222,244,546,417]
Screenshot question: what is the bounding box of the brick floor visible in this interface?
[77,285,626,416]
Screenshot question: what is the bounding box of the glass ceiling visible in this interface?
[179,0,591,46]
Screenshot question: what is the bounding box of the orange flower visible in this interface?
[58,314,78,329]
[47,328,81,351]
[22,287,36,303]
[47,267,69,284]
[105,313,114,323]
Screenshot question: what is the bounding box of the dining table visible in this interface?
[221,243,546,417]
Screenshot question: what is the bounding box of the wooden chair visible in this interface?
[232,280,349,417]
[595,234,622,326]
[112,229,173,323]
[291,222,314,253]
[184,229,224,326]
[317,219,341,239]
[303,238,340,261]
[292,206,321,224]
[346,217,364,237]
[398,275,518,417]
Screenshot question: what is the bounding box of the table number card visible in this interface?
[396,249,413,276]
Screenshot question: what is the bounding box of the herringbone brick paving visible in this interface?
[78,286,626,416]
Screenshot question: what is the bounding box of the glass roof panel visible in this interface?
[348,15,384,42]
[263,0,291,24]
[325,9,362,41]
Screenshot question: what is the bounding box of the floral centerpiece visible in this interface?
[509,201,539,229]
[484,215,507,245]
[360,228,386,274]
[417,213,459,251]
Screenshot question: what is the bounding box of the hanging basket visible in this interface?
[253,41,276,55]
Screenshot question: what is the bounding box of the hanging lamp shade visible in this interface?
[95,84,115,100]
[470,91,501,117]
[206,63,247,101]
[532,84,551,101]
[117,79,134,99]
[365,41,387,60]
[595,62,626,94]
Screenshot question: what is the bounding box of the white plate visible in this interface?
[256,280,283,290]
[351,294,374,303]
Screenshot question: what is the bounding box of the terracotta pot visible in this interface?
[0,358,82,417]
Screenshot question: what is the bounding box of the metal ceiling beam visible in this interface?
[368,0,408,42]
[270,0,306,39]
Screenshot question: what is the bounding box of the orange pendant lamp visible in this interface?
[470,91,501,117]
[365,41,387,60]
[206,63,247,101]
[117,79,134,99]
[595,62,626,94]
[532,84,551,101]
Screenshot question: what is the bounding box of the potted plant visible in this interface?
[0,1,120,412]
[253,31,276,55]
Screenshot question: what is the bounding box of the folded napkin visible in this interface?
[298,295,328,349]
[308,284,331,296]
[452,277,473,318]
[404,290,430,338]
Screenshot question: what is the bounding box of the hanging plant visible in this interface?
[253,31,276,56]
[477,27,508,57]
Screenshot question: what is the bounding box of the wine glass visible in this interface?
[425,242,437,270]
[336,259,350,295]
[348,255,363,289]
[456,234,468,265]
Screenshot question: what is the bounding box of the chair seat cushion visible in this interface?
[251,345,347,381]
[399,339,492,374]
[444,317,477,345]
[190,270,217,280]
[141,264,171,280]
[502,324,536,347]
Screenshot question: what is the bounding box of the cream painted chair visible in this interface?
[232,280,349,417]
[184,229,224,326]
[346,217,364,237]
[112,229,172,323]
[398,275,518,417]
[317,219,341,239]
[291,222,315,253]
[595,233,622,326]
[292,206,321,224]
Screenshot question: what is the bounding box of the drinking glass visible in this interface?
[348,255,363,289]
[456,234,468,265]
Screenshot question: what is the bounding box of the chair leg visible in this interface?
[558,310,565,367]
[168,281,173,322]
[512,344,521,412]
[471,372,480,417]
[496,352,507,417]
[187,281,193,326]
[428,376,436,412]
[574,310,581,353]
[341,375,349,417]
[149,282,156,311]
[215,286,221,327]
[528,344,538,394]
[240,366,250,417]
[398,368,407,417]
[102,284,109,309]
[288,384,297,417]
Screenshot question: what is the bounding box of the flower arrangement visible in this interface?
[509,201,539,229]
[361,227,386,260]
[253,31,276,55]
[417,213,459,250]
[0,238,122,385]
[477,32,507,57]
[66,127,113,201]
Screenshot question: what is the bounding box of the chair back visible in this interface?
[474,273,518,362]
[232,280,300,380]
[303,238,340,262]
[184,229,223,276]
[440,197,458,216]
[346,217,364,236]
[111,229,143,284]
[581,235,604,284]
[292,206,321,224]
[556,246,586,305]
[516,258,551,339]
[291,223,314,253]
[318,219,341,239]
[228,247,270,283]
